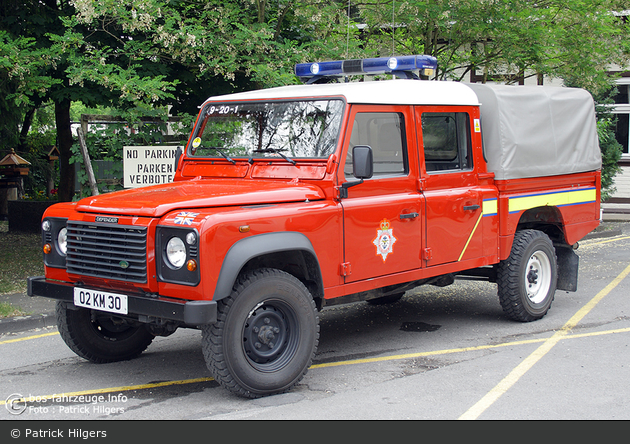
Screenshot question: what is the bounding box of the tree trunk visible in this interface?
[55,98,75,202]
[17,105,37,152]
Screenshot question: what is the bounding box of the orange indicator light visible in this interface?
[187,259,197,272]
[43,244,52,254]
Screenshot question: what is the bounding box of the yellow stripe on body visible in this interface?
[458,213,483,261]
[457,198,497,261]
[508,188,596,213]
[482,198,498,216]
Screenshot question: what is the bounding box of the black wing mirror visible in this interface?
[352,145,373,179]
[340,145,373,198]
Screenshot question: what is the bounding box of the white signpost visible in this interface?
[123,146,179,188]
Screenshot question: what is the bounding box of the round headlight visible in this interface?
[165,237,186,269]
[57,228,67,256]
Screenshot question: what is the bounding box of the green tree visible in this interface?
[1,0,180,201]
[3,0,629,201]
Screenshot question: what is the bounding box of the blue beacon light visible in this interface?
[295,55,437,83]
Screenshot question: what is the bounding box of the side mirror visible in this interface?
[174,146,183,171]
[352,145,373,179]
[340,145,373,198]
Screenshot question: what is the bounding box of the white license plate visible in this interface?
[74,288,128,315]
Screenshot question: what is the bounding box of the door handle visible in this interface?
[463,205,480,211]
[399,212,419,220]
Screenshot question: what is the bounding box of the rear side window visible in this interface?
[345,112,407,178]
[421,112,472,172]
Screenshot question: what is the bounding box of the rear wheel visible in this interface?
[202,268,319,398]
[497,230,558,322]
[56,302,154,363]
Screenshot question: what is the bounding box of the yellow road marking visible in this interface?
[580,235,630,247]
[458,262,630,420]
[0,377,215,406]
[311,326,630,369]
[0,331,59,345]
[1,327,629,407]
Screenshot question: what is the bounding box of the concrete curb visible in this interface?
[0,313,57,335]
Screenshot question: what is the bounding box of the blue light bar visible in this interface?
[295,55,437,82]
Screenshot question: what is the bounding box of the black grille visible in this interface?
[66,221,148,283]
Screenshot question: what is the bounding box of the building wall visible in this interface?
[610,77,630,201]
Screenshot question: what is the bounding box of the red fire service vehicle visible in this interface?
[28,55,602,398]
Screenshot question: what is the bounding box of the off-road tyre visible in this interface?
[202,268,319,398]
[56,302,154,363]
[497,229,558,322]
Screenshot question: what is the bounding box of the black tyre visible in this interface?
[56,302,154,363]
[497,230,558,322]
[202,268,319,398]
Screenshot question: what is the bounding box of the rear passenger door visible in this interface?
[417,108,484,266]
[340,105,423,283]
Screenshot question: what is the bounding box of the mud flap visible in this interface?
[556,246,579,292]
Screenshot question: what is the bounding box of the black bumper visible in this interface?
[27,276,217,326]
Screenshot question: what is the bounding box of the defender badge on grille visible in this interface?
[119,260,130,269]
[95,216,119,223]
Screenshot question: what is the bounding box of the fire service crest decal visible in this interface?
[372,218,397,262]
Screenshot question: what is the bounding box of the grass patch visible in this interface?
[0,221,44,295]
[0,301,27,317]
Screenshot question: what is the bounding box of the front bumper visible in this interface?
[27,276,216,327]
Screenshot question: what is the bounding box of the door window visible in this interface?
[345,112,407,178]
[421,112,472,172]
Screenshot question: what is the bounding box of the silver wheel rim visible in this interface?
[525,250,552,304]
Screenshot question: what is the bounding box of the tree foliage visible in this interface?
[1,0,629,201]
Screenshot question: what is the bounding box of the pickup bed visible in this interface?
[28,56,601,398]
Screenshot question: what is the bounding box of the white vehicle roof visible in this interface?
[203,79,480,106]
[202,79,601,180]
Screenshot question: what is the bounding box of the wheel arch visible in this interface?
[212,232,324,308]
[515,206,567,245]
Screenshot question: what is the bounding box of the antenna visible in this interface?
[392,0,395,56]
[346,1,351,59]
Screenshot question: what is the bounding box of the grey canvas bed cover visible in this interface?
[465,83,602,180]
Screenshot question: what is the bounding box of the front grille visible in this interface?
[66,221,148,283]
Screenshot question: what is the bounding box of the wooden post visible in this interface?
[76,128,99,196]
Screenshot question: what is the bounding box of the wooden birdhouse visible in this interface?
[47,146,60,161]
[0,149,31,177]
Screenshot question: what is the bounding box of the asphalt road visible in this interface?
[1,223,629,425]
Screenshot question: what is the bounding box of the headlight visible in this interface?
[165,237,186,269]
[42,217,68,269]
[57,227,67,256]
[157,227,200,286]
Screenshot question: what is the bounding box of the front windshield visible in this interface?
[189,99,345,160]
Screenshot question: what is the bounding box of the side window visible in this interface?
[421,112,472,172]
[345,112,407,178]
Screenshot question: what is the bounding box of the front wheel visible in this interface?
[497,230,558,322]
[56,302,155,363]
[202,268,319,398]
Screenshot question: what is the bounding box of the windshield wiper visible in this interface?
[200,146,236,164]
[252,148,296,165]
